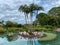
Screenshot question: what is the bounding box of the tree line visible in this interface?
[0,4,60,28]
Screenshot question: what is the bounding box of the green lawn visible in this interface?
[38,32,57,41]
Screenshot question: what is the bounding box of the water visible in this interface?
[0,35,41,45]
[0,32,60,45]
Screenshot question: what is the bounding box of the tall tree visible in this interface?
[36,13,57,26]
[29,3,43,24]
[48,7,60,26]
[29,3,35,24]
[48,7,60,17]
[35,5,43,15]
[19,5,29,24]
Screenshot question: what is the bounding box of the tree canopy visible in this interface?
[36,13,57,26]
[48,7,60,17]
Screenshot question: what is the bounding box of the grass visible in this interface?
[38,32,57,41]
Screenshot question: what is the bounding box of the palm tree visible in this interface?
[35,5,43,15]
[29,3,43,24]
[27,3,43,31]
[19,5,29,24]
[29,3,36,24]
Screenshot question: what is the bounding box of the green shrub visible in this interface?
[34,27,54,32]
[7,28,16,33]
[43,25,55,31]
[7,27,28,33]
[44,25,53,29]
[34,28,47,31]
[0,27,5,34]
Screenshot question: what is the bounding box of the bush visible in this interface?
[43,25,55,31]
[7,27,28,33]
[34,28,47,31]
[0,27,5,34]
[34,27,54,32]
[44,25,53,29]
[7,28,16,33]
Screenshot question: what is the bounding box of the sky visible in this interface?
[0,0,60,24]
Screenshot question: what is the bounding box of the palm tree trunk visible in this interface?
[26,14,29,24]
[33,11,38,30]
[30,12,33,24]
[36,10,38,15]
[25,13,27,24]
[30,12,33,30]
[55,17,59,27]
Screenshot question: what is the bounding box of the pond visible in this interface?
[0,35,41,45]
[0,32,60,45]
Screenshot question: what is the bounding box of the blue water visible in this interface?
[33,39,41,45]
[0,37,41,45]
[0,32,60,45]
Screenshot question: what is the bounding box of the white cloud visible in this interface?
[0,0,60,24]
[0,15,5,19]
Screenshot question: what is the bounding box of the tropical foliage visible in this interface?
[0,4,60,34]
[19,3,43,24]
[36,13,57,26]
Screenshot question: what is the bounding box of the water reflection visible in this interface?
[0,32,60,45]
[6,35,18,41]
[27,39,33,45]
[27,38,41,45]
[0,34,41,45]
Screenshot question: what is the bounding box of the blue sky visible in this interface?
[0,0,60,24]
